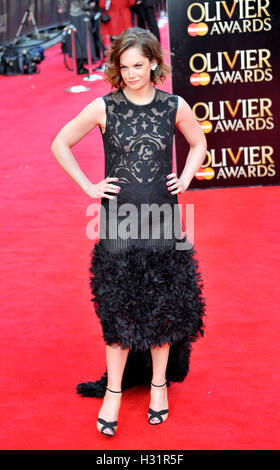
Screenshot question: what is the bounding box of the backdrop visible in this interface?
[168,0,280,189]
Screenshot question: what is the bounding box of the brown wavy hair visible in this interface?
[103,27,172,90]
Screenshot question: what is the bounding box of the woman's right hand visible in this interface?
[85,177,121,199]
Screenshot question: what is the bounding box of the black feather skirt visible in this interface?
[76,240,206,397]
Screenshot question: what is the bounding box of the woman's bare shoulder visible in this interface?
[77,96,106,129]
[177,95,191,110]
[83,96,106,114]
[175,95,193,123]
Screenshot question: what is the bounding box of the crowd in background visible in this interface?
[56,0,166,73]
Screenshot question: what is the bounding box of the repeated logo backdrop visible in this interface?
[168,0,280,189]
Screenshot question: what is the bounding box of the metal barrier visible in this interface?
[81,16,103,83]
[65,24,89,93]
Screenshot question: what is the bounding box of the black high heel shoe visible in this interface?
[97,387,122,437]
[148,381,169,425]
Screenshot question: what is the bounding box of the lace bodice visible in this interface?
[98,86,185,252]
[100,87,178,186]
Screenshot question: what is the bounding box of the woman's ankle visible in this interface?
[106,385,122,394]
[151,378,167,387]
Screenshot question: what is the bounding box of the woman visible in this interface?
[51,27,207,437]
[99,0,135,42]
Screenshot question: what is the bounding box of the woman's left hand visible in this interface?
[166,173,187,194]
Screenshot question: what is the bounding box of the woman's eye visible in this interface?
[120,64,142,70]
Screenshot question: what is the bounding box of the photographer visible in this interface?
[57,1,99,74]
[134,0,160,42]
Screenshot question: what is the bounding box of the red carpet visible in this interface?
[1,20,279,450]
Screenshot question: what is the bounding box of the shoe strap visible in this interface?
[97,417,118,434]
[148,408,169,423]
[151,381,167,387]
[106,387,122,393]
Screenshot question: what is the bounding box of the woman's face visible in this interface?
[119,46,157,90]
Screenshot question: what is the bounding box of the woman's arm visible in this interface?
[167,96,207,194]
[50,97,120,199]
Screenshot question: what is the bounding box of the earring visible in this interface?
[151,63,158,71]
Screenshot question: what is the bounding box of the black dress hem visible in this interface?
[76,241,206,398]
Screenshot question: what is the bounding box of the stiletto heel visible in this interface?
[148,381,169,425]
[97,387,122,437]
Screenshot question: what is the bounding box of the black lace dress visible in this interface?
[77,86,206,397]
